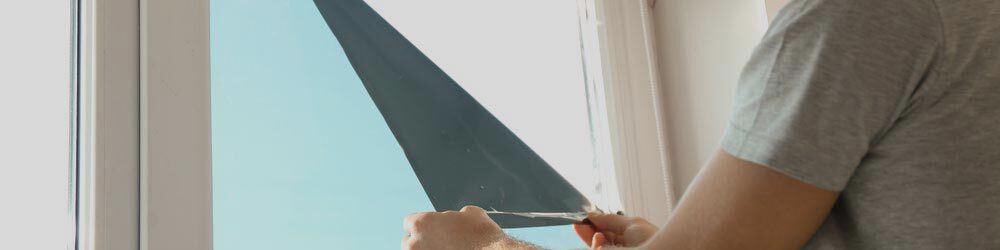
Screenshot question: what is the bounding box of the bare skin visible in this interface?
[403,206,536,250]
[403,150,839,249]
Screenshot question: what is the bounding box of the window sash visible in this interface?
[77,0,141,249]
[580,0,674,224]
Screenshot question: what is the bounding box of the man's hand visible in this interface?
[573,213,658,249]
[403,205,534,250]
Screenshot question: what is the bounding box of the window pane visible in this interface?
[212,1,593,249]
[0,1,77,249]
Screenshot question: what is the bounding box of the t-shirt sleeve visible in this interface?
[721,0,942,191]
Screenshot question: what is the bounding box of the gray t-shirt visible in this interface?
[720,0,1000,249]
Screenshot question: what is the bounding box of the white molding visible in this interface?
[578,0,624,216]
[139,0,212,249]
[581,0,675,225]
[77,0,140,249]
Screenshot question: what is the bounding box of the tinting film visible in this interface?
[313,0,593,228]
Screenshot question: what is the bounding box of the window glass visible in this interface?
[0,1,77,249]
[212,1,594,249]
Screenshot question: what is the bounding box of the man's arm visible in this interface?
[405,149,838,250]
[578,149,839,249]
[650,149,839,249]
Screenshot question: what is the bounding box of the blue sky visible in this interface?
[211,1,584,249]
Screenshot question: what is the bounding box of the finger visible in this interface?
[404,212,433,233]
[461,205,492,220]
[401,235,414,250]
[574,223,596,246]
[460,205,486,214]
[586,213,632,233]
[591,232,607,250]
[605,231,618,245]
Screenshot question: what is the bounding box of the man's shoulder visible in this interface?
[782,0,939,22]
[770,0,942,41]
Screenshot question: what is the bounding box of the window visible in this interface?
[0,1,78,249]
[212,1,600,249]
[69,0,669,248]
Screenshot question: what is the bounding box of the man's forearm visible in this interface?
[638,150,838,249]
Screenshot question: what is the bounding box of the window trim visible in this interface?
[138,0,212,249]
[77,0,141,249]
[78,0,212,249]
[580,0,675,225]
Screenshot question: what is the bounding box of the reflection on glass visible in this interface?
[212,0,591,249]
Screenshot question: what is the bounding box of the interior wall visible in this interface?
[0,2,74,249]
[650,0,770,196]
[765,0,793,21]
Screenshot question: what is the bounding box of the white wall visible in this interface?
[0,1,75,249]
[650,0,771,196]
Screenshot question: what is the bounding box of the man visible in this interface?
[402,0,1000,248]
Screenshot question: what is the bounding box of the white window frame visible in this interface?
[138,0,212,249]
[77,0,140,249]
[77,0,212,249]
[79,0,673,248]
[580,0,675,225]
